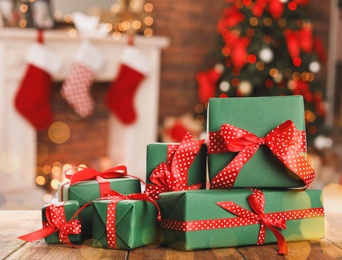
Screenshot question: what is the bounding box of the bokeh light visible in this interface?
[48,122,70,144]
[0,151,19,173]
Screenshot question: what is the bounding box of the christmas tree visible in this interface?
[196,0,327,146]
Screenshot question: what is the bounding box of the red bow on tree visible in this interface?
[284,25,313,59]
[196,65,223,104]
[252,0,284,20]
[221,30,250,69]
[210,120,315,189]
[292,80,314,102]
[145,132,204,200]
[217,6,244,33]
[18,203,81,247]
[217,189,288,254]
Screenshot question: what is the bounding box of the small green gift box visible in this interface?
[207,96,314,189]
[159,189,324,253]
[92,196,160,249]
[145,132,207,200]
[42,200,82,244]
[58,167,141,238]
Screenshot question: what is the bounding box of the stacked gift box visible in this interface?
[19,96,324,255]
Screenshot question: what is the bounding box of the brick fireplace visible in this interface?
[0,28,169,207]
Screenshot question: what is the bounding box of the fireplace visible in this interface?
[0,28,169,207]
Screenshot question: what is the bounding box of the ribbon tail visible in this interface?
[266,224,288,255]
[18,226,57,242]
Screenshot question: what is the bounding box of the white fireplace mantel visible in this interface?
[0,28,169,203]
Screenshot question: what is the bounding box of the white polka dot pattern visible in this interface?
[43,203,81,245]
[209,120,314,189]
[61,62,96,118]
[104,193,161,249]
[146,132,204,200]
[159,189,324,254]
[106,200,119,249]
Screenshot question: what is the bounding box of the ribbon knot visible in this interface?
[18,203,82,247]
[210,120,315,189]
[217,189,288,255]
[103,191,161,249]
[63,165,143,198]
[145,132,204,200]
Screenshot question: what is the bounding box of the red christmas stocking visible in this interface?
[61,40,105,118]
[14,40,62,130]
[105,45,149,124]
[196,64,223,104]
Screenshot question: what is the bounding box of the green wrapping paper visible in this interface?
[207,96,309,188]
[58,178,141,238]
[42,200,82,244]
[145,139,207,199]
[92,200,159,249]
[158,189,324,251]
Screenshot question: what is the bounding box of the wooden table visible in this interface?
[1,210,341,260]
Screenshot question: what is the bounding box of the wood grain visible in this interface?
[1,211,341,259]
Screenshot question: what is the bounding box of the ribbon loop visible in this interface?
[145,132,204,200]
[217,189,288,255]
[210,120,314,189]
[18,203,81,247]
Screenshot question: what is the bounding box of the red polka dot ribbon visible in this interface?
[62,165,144,198]
[208,120,314,189]
[18,203,81,247]
[104,191,161,249]
[145,132,205,200]
[160,189,324,255]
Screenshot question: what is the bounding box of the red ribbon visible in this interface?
[18,203,81,247]
[208,120,315,189]
[65,165,144,198]
[160,189,324,255]
[145,132,204,200]
[103,191,161,249]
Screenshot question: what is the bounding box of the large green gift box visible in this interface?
[145,132,207,200]
[42,200,82,244]
[92,199,160,249]
[58,177,141,238]
[207,96,314,189]
[159,189,324,252]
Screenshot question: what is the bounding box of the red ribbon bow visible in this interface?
[18,203,81,247]
[65,165,143,197]
[145,132,204,200]
[103,191,161,249]
[210,120,315,189]
[217,189,288,255]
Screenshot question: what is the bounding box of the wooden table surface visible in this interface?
[1,210,341,260]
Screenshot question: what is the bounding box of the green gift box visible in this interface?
[92,199,160,249]
[58,177,141,238]
[207,96,312,189]
[42,200,82,244]
[159,189,324,252]
[145,133,207,199]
